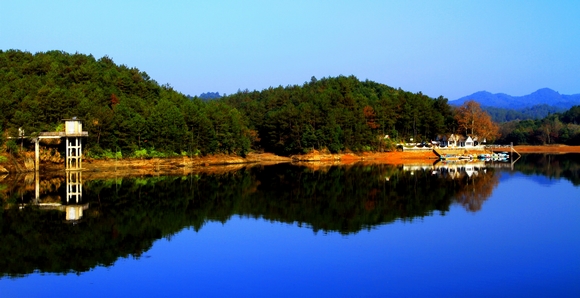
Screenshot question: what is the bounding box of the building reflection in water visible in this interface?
[403,161,499,212]
[65,170,86,221]
[403,161,488,179]
[33,170,88,222]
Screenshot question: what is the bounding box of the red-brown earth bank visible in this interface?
[1,145,579,176]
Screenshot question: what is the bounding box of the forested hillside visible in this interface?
[0,50,252,157]
[2,50,579,155]
[498,105,580,145]
[484,104,565,122]
[1,49,496,157]
[223,76,457,154]
[454,88,580,123]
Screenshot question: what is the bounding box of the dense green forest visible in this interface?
[483,104,565,123]
[0,50,458,157]
[0,50,252,157]
[497,106,580,145]
[223,76,457,154]
[2,49,579,157]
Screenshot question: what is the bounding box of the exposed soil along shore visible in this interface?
[1,145,579,176]
[290,150,439,165]
[513,145,580,153]
[0,153,293,177]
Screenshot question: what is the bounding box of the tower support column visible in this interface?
[66,137,82,170]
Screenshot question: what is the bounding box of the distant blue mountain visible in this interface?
[199,92,222,100]
[451,88,580,109]
[186,92,222,101]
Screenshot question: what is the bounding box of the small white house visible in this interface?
[465,136,474,147]
[436,134,482,149]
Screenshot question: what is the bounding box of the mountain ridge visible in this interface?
[452,88,580,109]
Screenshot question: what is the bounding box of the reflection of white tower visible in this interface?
[66,205,86,221]
[33,170,88,221]
[65,170,87,221]
[67,170,83,203]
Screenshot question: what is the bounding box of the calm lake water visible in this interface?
[1,154,579,297]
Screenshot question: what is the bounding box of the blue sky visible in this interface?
[2,0,579,100]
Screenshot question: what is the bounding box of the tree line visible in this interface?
[224,76,461,154]
[0,50,251,157]
[1,49,501,157]
[483,104,565,123]
[497,105,580,145]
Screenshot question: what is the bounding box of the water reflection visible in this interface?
[6,171,89,222]
[1,152,578,278]
[515,153,580,185]
[403,161,499,212]
[0,162,506,277]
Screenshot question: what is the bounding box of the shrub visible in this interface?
[133,149,148,159]
[5,140,18,155]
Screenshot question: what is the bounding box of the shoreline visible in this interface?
[512,145,580,153]
[1,145,579,176]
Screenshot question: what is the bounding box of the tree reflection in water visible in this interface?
[515,153,580,185]
[451,167,499,212]
[404,162,499,212]
[0,163,499,277]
